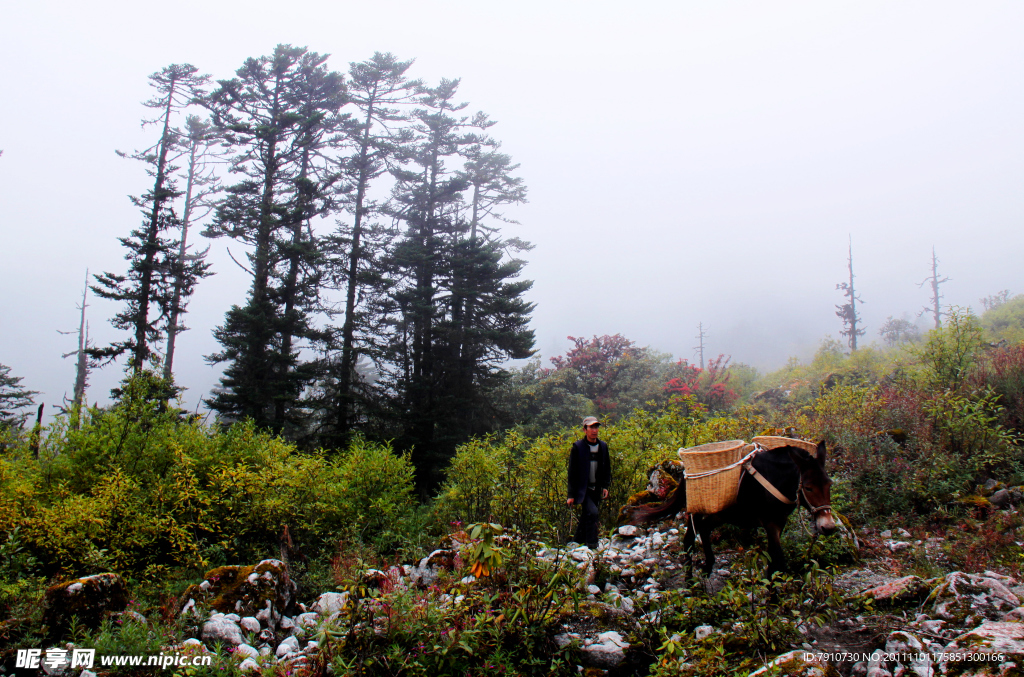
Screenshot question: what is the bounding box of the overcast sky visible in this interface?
[2,1,1023,416]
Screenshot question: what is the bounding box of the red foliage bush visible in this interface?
[663,354,738,412]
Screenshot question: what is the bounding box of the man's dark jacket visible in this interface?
[567,437,611,504]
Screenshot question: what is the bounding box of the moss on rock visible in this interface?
[180,559,297,618]
[42,572,128,637]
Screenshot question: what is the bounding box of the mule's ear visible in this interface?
[816,440,827,465]
[786,446,813,469]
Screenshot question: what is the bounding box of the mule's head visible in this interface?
[787,440,836,535]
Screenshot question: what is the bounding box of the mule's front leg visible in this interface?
[697,517,716,575]
[681,516,696,579]
[763,522,787,577]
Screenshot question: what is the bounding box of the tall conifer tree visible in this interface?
[163,115,219,380]
[316,53,421,446]
[385,79,535,488]
[203,45,346,434]
[92,64,209,370]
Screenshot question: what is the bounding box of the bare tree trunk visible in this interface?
[919,247,950,330]
[29,403,44,459]
[164,135,200,381]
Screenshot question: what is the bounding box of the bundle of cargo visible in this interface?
[677,440,757,514]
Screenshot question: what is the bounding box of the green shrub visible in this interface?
[0,374,420,581]
[648,552,841,676]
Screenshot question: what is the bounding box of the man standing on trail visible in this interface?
[567,416,611,549]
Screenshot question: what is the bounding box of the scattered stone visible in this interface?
[363,569,390,588]
[990,489,1012,508]
[553,633,577,649]
[694,625,715,640]
[312,591,349,616]
[858,575,932,604]
[930,572,1022,624]
[237,658,259,672]
[202,614,244,647]
[234,644,258,660]
[580,630,629,669]
[409,549,457,587]
[112,610,147,625]
[275,635,300,658]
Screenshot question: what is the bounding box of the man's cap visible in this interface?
[582,416,600,427]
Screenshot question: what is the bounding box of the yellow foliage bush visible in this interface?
[0,374,418,580]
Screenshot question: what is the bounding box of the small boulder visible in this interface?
[930,572,1021,624]
[581,630,629,669]
[42,573,129,635]
[943,620,1024,657]
[409,549,456,587]
[276,635,300,658]
[859,575,931,605]
[239,616,260,634]
[238,658,259,673]
[202,614,244,646]
[180,559,297,619]
[312,591,349,616]
[989,489,1011,508]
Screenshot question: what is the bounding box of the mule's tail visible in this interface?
[619,481,687,526]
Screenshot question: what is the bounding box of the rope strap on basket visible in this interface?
[683,443,798,506]
[682,445,761,480]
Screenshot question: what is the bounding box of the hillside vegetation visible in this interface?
[2,303,1024,674]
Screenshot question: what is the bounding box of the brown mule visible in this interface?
[620,441,836,576]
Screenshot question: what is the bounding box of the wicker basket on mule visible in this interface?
[677,440,758,514]
[751,436,817,454]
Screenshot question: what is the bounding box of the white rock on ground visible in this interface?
[275,635,300,658]
[201,614,243,646]
[312,591,349,615]
[296,612,319,630]
[581,630,629,669]
[239,616,260,633]
[237,658,259,672]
